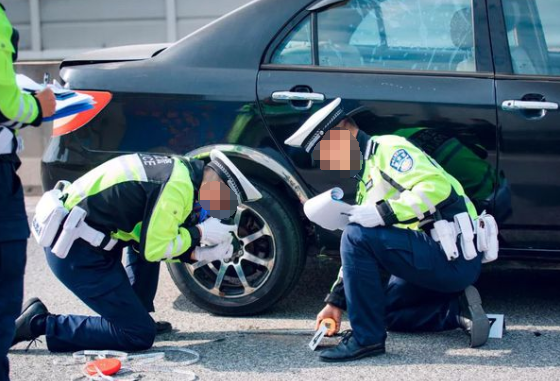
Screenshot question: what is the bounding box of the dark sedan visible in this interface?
[42,0,560,315]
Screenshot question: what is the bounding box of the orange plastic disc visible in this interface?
[85,358,122,376]
[321,318,337,336]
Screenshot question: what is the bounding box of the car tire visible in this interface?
[167,180,306,316]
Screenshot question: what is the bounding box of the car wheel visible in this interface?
[167,180,305,316]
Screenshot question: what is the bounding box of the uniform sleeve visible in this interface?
[0,27,41,126]
[324,267,347,310]
[141,176,200,262]
[374,138,453,225]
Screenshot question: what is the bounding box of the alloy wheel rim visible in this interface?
[185,204,276,299]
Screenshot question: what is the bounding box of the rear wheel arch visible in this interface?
[186,144,310,206]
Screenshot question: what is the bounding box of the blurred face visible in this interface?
[312,124,361,178]
[199,169,239,219]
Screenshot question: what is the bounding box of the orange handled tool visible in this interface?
[320,318,337,336]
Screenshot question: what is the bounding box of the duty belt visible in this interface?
[32,183,119,258]
[430,212,477,261]
[51,206,118,259]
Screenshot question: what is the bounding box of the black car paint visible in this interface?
[487,0,560,252]
[44,0,314,192]
[42,0,560,259]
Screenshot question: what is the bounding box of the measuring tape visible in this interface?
[85,359,121,376]
[60,347,200,381]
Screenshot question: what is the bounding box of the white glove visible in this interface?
[192,237,234,262]
[348,205,385,228]
[197,217,236,246]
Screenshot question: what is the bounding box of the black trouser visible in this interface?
[43,242,160,352]
[341,224,481,346]
[0,160,29,381]
[0,241,26,381]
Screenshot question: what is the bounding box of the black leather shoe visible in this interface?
[12,298,48,347]
[20,297,40,314]
[458,286,490,348]
[156,320,173,335]
[319,330,385,362]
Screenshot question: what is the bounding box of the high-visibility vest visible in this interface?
[0,4,41,154]
[356,135,477,230]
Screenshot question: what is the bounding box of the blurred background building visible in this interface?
[4,0,253,61]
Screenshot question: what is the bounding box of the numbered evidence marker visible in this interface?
[487,314,505,339]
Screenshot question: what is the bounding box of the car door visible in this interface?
[489,0,560,252]
[257,0,498,207]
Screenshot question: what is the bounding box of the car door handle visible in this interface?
[502,100,558,111]
[271,91,325,103]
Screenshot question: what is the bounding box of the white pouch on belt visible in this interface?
[31,186,69,247]
[476,212,499,263]
[51,205,116,259]
[454,212,478,261]
[430,220,459,261]
[52,206,87,259]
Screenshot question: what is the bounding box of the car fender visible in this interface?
[186,144,310,204]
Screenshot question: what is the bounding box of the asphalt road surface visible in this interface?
[8,198,560,380]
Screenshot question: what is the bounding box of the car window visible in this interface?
[317,0,476,72]
[503,0,560,76]
[348,11,381,47]
[271,16,312,65]
[537,1,560,53]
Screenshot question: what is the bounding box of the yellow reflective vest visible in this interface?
[356,135,478,229]
[0,5,40,127]
[63,154,203,262]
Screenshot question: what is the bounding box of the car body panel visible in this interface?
[488,0,560,251]
[257,70,498,198]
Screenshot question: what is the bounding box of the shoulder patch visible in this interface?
[390,149,414,173]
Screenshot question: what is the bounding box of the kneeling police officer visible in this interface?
[286,99,496,362]
[12,150,260,352]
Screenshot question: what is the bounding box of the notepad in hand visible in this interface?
[303,187,352,231]
[43,92,94,122]
[16,74,95,122]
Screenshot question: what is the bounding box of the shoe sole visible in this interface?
[319,348,385,363]
[464,286,490,348]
